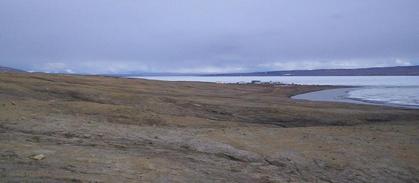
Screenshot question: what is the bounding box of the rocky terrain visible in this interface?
[1,72,419,182]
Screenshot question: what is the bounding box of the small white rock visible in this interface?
[30,154,46,160]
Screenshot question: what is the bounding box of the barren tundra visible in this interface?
[1,72,419,182]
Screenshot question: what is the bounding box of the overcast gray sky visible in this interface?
[1,0,418,74]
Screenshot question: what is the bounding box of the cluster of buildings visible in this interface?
[235,80,295,86]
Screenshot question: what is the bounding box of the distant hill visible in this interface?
[0,66,26,73]
[207,65,419,76]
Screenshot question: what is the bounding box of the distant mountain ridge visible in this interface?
[206,65,419,76]
[0,66,26,73]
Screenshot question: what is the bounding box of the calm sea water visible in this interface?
[347,87,419,107]
[130,76,419,107]
[130,76,419,86]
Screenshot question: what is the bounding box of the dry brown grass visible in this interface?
[1,72,417,127]
[1,72,418,182]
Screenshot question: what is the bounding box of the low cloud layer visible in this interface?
[1,0,418,74]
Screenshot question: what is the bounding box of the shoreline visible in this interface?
[292,87,419,109]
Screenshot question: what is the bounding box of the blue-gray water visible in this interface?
[130,76,419,108]
[130,76,419,86]
[347,87,419,107]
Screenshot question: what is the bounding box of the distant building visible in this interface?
[251,80,261,84]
